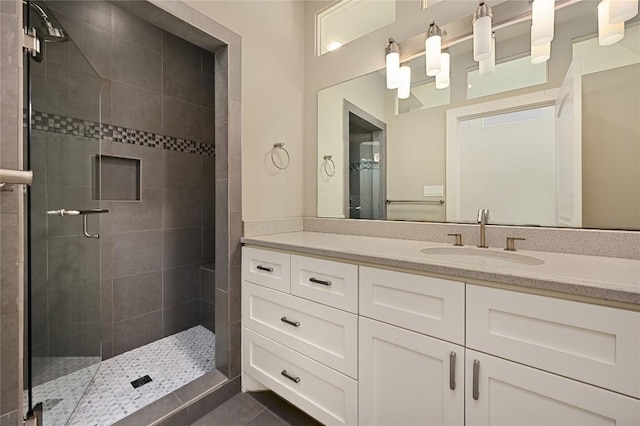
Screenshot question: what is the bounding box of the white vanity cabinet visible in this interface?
[242,245,640,426]
[465,349,640,425]
[359,317,464,426]
[358,267,466,425]
[242,247,358,426]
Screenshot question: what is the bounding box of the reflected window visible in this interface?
[397,55,450,114]
[422,0,444,9]
[573,23,640,75]
[398,79,450,114]
[467,55,547,100]
[317,0,396,56]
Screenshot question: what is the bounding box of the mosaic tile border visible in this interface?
[25,110,215,157]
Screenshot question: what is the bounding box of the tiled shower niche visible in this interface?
[95,155,141,201]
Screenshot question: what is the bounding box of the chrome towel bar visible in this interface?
[385,199,445,205]
[0,168,33,186]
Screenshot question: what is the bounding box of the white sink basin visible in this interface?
[420,246,545,267]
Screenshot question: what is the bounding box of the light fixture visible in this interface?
[598,0,625,46]
[473,1,493,61]
[398,62,411,99]
[531,35,551,64]
[326,41,343,52]
[531,0,555,46]
[386,38,401,90]
[479,32,496,77]
[435,51,450,89]
[425,21,443,76]
[609,0,639,24]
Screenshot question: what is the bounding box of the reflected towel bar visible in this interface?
[386,199,445,205]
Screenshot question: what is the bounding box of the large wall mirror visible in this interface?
[317,0,640,230]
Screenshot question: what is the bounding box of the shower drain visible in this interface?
[130,375,153,389]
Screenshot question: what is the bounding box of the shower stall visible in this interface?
[22,1,224,424]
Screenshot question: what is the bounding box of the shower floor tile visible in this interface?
[28,325,215,426]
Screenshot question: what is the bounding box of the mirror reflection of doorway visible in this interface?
[344,101,386,219]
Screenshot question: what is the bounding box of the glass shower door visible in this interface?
[24,2,103,424]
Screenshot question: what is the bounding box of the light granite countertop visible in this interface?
[242,231,640,306]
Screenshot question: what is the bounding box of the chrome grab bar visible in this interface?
[46,208,109,239]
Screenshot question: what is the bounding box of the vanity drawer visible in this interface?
[243,328,358,426]
[466,284,640,398]
[243,282,358,378]
[290,255,358,313]
[360,267,465,345]
[242,247,291,292]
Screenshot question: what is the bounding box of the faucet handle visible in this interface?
[447,233,463,246]
[505,237,526,251]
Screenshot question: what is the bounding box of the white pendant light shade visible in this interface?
[479,33,496,77]
[531,39,551,64]
[598,0,625,46]
[436,52,450,89]
[473,2,493,61]
[425,22,443,76]
[385,39,401,89]
[609,0,639,24]
[531,0,555,46]
[398,63,411,99]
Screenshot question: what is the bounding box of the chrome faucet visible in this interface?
[477,208,490,248]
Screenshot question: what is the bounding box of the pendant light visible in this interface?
[398,62,411,100]
[531,32,551,64]
[609,0,639,24]
[436,51,450,89]
[479,32,496,77]
[425,22,443,76]
[598,0,625,46]
[386,38,401,89]
[531,0,555,46]
[473,1,493,61]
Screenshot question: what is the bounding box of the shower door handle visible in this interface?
[47,208,109,239]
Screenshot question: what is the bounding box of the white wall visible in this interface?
[185,0,305,220]
[317,72,386,217]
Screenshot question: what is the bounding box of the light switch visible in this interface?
[423,185,444,197]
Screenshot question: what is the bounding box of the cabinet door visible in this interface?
[465,349,640,426]
[359,317,464,426]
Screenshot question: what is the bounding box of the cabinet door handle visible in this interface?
[256,265,273,272]
[281,317,300,327]
[449,351,456,390]
[309,277,332,286]
[281,370,301,383]
[473,359,480,400]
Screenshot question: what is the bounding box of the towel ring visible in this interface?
[271,142,290,170]
[323,155,336,177]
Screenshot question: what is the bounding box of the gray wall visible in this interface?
[0,0,24,424]
[28,0,217,360]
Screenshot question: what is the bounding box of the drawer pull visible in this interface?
[281,317,300,327]
[281,370,301,383]
[449,351,456,391]
[256,265,274,272]
[472,359,480,400]
[309,277,332,286]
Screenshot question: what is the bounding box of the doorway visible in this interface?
[343,101,386,220]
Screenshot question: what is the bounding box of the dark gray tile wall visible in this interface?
[28,1,217,360]
[1,1,23,423]
[48,1,216,147]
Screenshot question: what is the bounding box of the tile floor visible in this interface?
[191,391,323,426]
[27,326,215,426]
